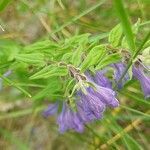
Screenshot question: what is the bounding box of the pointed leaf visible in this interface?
[109,24,122,47]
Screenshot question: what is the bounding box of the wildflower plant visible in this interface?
[0,17,149,134]
[0,0,150,149]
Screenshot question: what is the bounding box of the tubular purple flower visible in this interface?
[85,74,119,107]
[94,71,112,89]
[76,91,97,122]
[75,73,119,123]
[132,66,150,98]
[57,102,84,133]
[43,102,59,117]
[88,85,119,108]
[85,71,94,81]
[78,91,105,121]
[77,102,96,122]
[112,62,130,89]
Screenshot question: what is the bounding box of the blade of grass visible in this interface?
[120,90,150,106]
[107,118,143,150]
[50,0,105,36]
[139,20,150,26]
[0,74,32,98]
[0,105,45,120]
[120,105,150,118]
[137,0,146,20]
[100,110,149,149]
[114,0,135,53]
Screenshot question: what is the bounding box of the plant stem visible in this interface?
[114,31,150,90]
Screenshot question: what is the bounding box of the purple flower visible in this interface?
[43,102,59,117]
[112,62,130,89]
[89,85,119,107]
[86,74,119,107]
[76,73,119,125]
[77,102,96,123]
[133,66,150,98]
[94,71,112,89]
[77,91,105,122]
[57,102,84,133]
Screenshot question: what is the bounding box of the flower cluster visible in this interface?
[43,61,150,133]
[43,69,119,133]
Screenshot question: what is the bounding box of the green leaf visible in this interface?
[33,78,62,101]
[140,46,150,67]
[121,19,141,49]
[30,65,53,79]
[121,36,129,49]
[80,45,106,72]
[114,0,135,53]
[64,34,90,66]
[109,24,122,47]
[71,45,83,67]
[0,40,20,62]
[143,40,150,49]
[0,0,12,11]
[24,40,59,52]
[89,32,109,43]
[65,33,90,46]
[61,52,72,63]
[95,53,121,70]
[132,19,141,35]
[30,65,68,79]
[15,53,45,65]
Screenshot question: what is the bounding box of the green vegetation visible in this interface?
[0,0,149,149]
